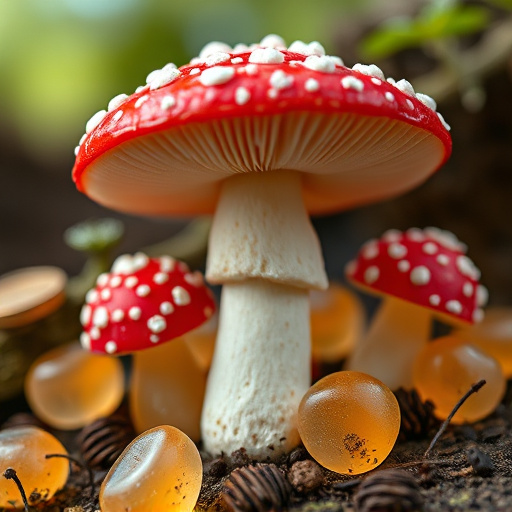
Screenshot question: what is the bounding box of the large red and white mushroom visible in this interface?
[72,35,451,459]
[345,227,488,390]
[80,252,215,441]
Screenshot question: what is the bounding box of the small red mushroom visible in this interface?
[80,253,215,440]
[345,227,488,390]
[72,35,452,459]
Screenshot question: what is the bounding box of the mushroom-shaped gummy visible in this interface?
[72,35,451,459]
[345,228,487,390]
[80,253,215,441]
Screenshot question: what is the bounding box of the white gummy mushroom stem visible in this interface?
[202,171,328,459]
[201,279,310,458]
[345,296,432,390]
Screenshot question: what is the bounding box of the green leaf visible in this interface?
[360,4,490,60]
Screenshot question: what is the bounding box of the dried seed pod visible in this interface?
[1,412,47,431]
[395,388,437,441]
[222,463,292,511]
[288,459,324,494]
[77,414,135,470]
[354,469,424,512]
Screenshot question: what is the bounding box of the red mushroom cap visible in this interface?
[345,227,487,324]
[79,253,216,355]
[72,36,451,217]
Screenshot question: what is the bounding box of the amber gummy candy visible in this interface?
[310,284,365,362]
[413,336,506,423]
[0,426,69,508]
[25,342,124,430]
[100,425,202,512]
[298,371,400,475]
[455,307,512,377]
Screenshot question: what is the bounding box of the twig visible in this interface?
[3,468,30,512]
[45,453,95,499]
[424,379,486,458]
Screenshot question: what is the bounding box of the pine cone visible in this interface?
[395,388,437,441]
[77,414,135,470]
[222,463,292,511]
[354,469,424,512]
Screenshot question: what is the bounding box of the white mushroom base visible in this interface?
[201,279,310,459]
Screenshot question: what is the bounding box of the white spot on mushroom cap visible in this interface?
[248,47,285,64]
[416,92,437,111]
[136,285,150,297]
[199,66,235,86]
[463,282,474,297]
[429,294,441,306]
[477,285,489,307]
[105,341,117,354]
[80,332,91,350]
[90,327,101,340]
[92,307,109,328]
[148,315,167,333]
[437,254,450,266]
[410,266,431,286]
[269,70,293,90]
[362,240,379,259]
[189,68,201,75]
[405,99,415,110]
[437,112,451,131]
[160,301,174,315]
[147,64,181,90]
[161,95,176,110]
[112,309,125,322]
[112,253,149,275]
[305,78,320,92]
[473,308,485,323]
[100,288,112,301]
[80,305,91,326]
[303,55,339,73]
[184,271,204,287]
[231,57,244,64]
[406,228,425,242]
[422,242,438,255]
[204,52,231,66]
[341,76,364,92]
[382,229,402,242]
[129,307,142,320]
[385,91,395,102]
[159,256,175,272]
[345,260,357,276]
[125,276,138,288]
[260,34,286,49]
[424,228,466,252]
[388,243,407,259]
[288,40,325,57]
[245,63,258,75]
[364,266,380,284]
[457,255,481,280]
[398,260,410,272]
[199,41,232,60]
[394,78,415,96]
[86,289,99,304]
[352,63,385,80]
[153,272,169,285]
[134,95,149,108]
[150,335,160,343]
[86,110,107,134]
[172,286,191,306]
[108,94,129,112]
[446,300,463,315]
[97,273,109,287]
[235,87,251,105]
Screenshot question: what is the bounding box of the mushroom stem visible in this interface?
[130,337,206,442]
[345,297,432,390]
[202,171,328,459]
[201,279,310,459]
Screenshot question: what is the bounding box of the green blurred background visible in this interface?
[1,0,511,302]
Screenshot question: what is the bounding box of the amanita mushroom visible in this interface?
[345,227,488,390]
[80,252,215,441]
[72,35,451,459]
